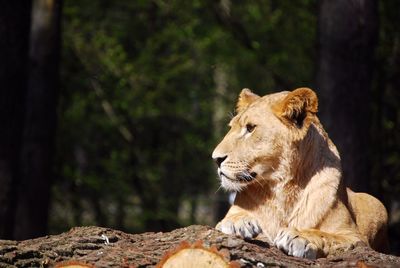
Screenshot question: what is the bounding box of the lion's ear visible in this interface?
[275,87,318,127]
[236,88,260,113]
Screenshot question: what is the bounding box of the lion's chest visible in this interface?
[247,193,302,242]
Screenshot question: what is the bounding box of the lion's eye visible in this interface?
[246,123,256,133]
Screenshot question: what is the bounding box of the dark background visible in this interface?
[0,0,399,255]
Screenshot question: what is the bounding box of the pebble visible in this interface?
[226,237,242,248]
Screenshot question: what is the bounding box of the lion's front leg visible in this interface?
[216,205,262,239]
[274,228,365,259]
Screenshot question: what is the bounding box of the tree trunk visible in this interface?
[13,0,62,240]
[315,0,378,192]
[0,225,399,267]
[0,1,32,239]
[213,63,231,223]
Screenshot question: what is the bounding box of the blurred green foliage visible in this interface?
[50,0,316,234]
[50,0,400,243]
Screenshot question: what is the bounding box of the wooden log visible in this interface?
[0,225,399,267]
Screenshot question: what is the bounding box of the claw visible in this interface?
[216,217,262,239]
[274,228,318,259]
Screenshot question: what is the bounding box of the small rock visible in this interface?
[226,237,242,248]
[215,237,223,243]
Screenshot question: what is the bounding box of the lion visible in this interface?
[212,87,389,259]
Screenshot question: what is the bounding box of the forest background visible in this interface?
[0,0,399,255]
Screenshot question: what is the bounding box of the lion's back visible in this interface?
[347,188,389,252]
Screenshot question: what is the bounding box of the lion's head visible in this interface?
[212,87,321,192]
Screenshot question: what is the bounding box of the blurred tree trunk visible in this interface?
[13,0,62,240]
[211,0,233,226]
[316,0,378,192]
[0,1,32,239]
[213,63,230,223]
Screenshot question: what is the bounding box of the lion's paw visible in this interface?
[274,228,318,259]
[216,217,262,239]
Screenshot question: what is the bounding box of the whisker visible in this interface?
[215,185,223,194]
[254,174,266,189]
[241,163,264,188]
[254,177,264,188]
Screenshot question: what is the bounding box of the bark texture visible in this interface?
[0,225,399,268]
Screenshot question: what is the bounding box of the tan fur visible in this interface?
[212,88,388,258]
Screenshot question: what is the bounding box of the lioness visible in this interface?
[212,88,388,259]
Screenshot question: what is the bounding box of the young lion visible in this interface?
[212,88,388,259]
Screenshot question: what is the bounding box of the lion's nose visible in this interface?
[213,155,227,168]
